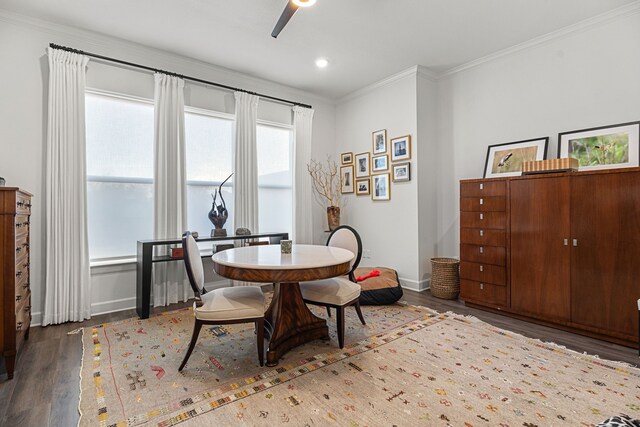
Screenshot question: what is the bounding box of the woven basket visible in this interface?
[430,257,460,300]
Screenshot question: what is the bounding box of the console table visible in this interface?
[136,232,288,319]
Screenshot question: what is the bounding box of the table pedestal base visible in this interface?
[265,282,329,367]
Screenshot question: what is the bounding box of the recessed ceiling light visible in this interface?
[315,58,329,68]
[292,0,317,7]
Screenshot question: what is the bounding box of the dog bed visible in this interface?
[355,267,403,305]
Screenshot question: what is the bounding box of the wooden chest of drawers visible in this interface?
[1,188,32,380]
[459,179,508,308]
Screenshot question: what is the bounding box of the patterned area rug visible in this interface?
[79,301,640,426]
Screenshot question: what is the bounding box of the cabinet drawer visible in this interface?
[460,261,506,286]
[460,181,506,197]
[16,193,31,214]
[460,244,505,266]
[460,280,507,307]
[15,296,31,332]
[15,214,30,236]
[460,196,506,212]
[460,228,505,246]
[15,233,29,256]
[460,211,506,229]
[15,286,30,308]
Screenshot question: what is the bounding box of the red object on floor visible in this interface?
[356,269,380,282]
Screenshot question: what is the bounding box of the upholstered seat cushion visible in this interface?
[195,286,265,321]
[299,276,361,306]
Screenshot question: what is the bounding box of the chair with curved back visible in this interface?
[179,231,266,370]
[299,225,366,348]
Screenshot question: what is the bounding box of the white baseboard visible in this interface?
[399,277,430,292]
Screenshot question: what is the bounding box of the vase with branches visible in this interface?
[307,157,342,231]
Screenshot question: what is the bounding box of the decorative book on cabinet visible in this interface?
[460,168,640,348]
[0,188,32,380]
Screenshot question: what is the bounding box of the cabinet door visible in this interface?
[510,177,571,321]
[571,173,640,338]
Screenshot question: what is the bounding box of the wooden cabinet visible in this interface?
[460,169,640,348]
[0,188,32,380]
[459,179,508,309]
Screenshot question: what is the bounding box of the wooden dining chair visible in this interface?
[299,225,366,348]
[179,232,266,370]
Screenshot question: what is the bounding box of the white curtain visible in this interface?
[233,91,260,233]
[43,47,92,326]
[152,73,189,306]
[292,106,315,244]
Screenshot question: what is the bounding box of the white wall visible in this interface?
[335,71,423,289]
[0,12,337,325]
[436,11,640,256]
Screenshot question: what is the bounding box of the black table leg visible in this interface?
[136,242,153,319]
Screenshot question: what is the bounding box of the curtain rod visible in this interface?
[49,43,313,109]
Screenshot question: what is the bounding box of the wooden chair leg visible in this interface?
[256,318,265,367]
[337,306,345,349]
[179,319,203,371]
[354,300,366,325]
[326,306,332,317]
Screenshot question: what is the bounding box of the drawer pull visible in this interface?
[16,201,24,207]
[479,213,484,220]
[23,283,29,290]
[16,295,22,302]
[479,230,484,237]
[480,283,484,290]
[16,271,22,278]
[573,239,578,247]
[16,322,23,331]
[16,246,22,253]
[479,183,483,190]
[479,247,484,254]
[479,265,484,272]
[24,306,31,312]
[25,203,32,208]
[23,262,30,269]
[480,198,484,205]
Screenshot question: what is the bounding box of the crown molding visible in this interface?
[0,8,335,106]
[440,0,640,77]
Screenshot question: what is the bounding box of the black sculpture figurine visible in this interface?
[208,173,232,237]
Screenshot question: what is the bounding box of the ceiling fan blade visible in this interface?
[271,1,299,38]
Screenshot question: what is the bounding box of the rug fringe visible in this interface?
[76,327,85,427]
[67,327,83,335]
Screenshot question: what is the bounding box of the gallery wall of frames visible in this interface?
[339,129,412,201]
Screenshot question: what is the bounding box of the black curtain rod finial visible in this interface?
[48,42,312,109]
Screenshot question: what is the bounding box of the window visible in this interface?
[85,92,154,260]
[185,109,234,236]
[257,124,293,237]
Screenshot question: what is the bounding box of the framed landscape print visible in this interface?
[558,121,640,171]
[391,135,411,162]
[341,152,353,165]
[356,178,370,195]
[392,162,410,182]
[372,154,389,172]
[372,129,387,154]
[354,152,370,178]
[340,165,354,194]
[371,173,390,201]
[483,137,548,178]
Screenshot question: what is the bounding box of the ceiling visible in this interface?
[0,0,635,99]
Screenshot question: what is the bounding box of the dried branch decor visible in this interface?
[307,158,342,207]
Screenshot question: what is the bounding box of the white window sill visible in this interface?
[90,257,137,268]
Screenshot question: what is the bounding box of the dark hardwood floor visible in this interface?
[0,290,637,426]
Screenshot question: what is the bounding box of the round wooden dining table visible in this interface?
[211,244,354,366]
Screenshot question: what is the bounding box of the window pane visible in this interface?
[86,93,153,179]
[185,111,235,235]
[85,93,154,259]
[257,125,292,235]
[87,181,153,259]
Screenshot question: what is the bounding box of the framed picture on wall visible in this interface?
[558,121,640,171]
[340,165,354,194]
[341,152,353,165]
[372,154,389,172]
[483,137,548,178]
[355,152,370,178]
[371,173,390,201]
[356,178,370,195]
[392,162,410,182]
[372,129,387,154]
[391,135,411,162]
